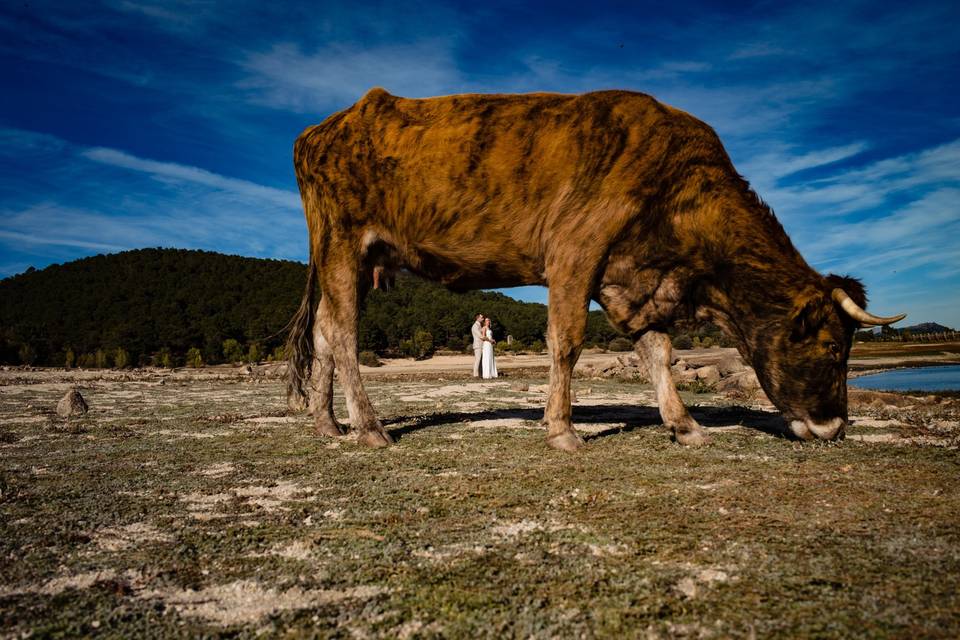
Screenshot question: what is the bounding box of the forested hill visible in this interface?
[0,248,619,367]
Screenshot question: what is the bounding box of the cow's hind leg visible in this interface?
[544,278,591,452]
[637,331,709,446]
[308,314,345,437]
[316,254,392,448]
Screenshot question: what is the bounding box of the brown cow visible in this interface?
[286,88,904,450]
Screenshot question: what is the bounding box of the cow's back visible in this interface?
[294,88,733,287]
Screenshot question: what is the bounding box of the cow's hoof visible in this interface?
[359,428,394,448]
[546,430,584,452]
[674,427,710,447]
[314,416,347,437]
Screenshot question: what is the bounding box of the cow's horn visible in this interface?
[831,289,906,326]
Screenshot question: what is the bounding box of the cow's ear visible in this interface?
[825,273,867,309]
[791,288,829,341]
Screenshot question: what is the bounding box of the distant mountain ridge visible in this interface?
[903,322,954,334]
[0,248,619,366]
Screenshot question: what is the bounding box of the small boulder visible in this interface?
[674,369,699,383]
[619,365,643,379]
[695,365,721,386]
[511,382,530,392]
[717,369,761,395]
[616,354,641,367]
[56,388,88,418]
[717,354,746,377]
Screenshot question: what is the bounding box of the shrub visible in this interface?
[95,348,110,369]
[672,334,693,350]
[529,339,545,353]
[222,338,243,363]
[64,348,75,369]
[498,340,525,353]
[359,350,382,367]
[246,342,262,364]
[399,339,415,358]
[114,348,130,369]
[269,345,286,361]
[152,348,173,368]
[412,329,434,360]
[185,347,203,368]
[608,337,633,352]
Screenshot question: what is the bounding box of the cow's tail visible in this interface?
[285,249,317,411]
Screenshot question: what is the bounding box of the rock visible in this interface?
[717,369,761,396]
[620,365,644,379]
[695,365,721,386]
[674,369,699,383]
[672,359,689,372]
[56,389,88,418]
[511,382,529,392]
[717,354,746,376]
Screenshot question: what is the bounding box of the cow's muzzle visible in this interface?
[788,417,845,441]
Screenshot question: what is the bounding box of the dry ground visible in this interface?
[1,359,959,638]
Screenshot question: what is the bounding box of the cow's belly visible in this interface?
[403,241,544,292]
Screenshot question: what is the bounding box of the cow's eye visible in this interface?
[825,341,840,356]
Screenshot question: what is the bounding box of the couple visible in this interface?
[471,313,498,379]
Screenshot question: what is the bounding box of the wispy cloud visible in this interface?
[238,40,464,111]
[81,147,300,209]
[749,138,960,222]
[0,128,307,270]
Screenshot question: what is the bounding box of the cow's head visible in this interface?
[752,275,905,441]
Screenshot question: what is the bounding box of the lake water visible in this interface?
[850,365,960,392]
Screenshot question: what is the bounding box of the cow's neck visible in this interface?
[695,206,821,368]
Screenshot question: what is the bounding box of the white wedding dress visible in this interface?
[481,328,498,379]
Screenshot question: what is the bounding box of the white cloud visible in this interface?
[0,129,308,264]
[0,128,67,157]
[80,147,300,209]
[237,40,464,111]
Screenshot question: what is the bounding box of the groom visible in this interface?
[471,313,484,377]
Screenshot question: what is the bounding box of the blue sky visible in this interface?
[1,0,958,326]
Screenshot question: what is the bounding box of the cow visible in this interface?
[285,88,904,451]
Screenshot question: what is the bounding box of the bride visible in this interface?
[481,317,498,379]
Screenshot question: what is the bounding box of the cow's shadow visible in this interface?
[382,403,787,441]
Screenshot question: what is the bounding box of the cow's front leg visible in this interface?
[307,313,345,437]
[636,331,709,446]
[317,255,392,448]
[544,280,590,452]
